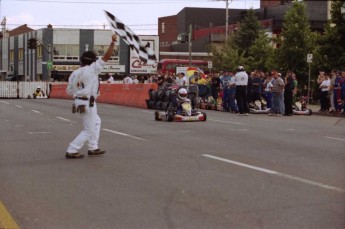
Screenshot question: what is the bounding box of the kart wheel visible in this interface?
[167,110,175,122]
[201,112,207,121]
[154,111,162,121]
[308,109,312,116]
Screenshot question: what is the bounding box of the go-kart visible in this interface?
[154,85,207,122]
[155,101,207,122]
[293,100,312,115]
[250,99,270,114]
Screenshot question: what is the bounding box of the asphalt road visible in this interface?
[0,99,344,229]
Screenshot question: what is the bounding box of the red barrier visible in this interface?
[49,83,71,99]
[50,83,158,109]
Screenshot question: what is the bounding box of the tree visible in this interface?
[232,9,262,57]
[276,1,316,80]
[247,31,277,71]
[209,38,247,72]
[316,0,345,71]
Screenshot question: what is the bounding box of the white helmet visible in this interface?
[177,88,188,102]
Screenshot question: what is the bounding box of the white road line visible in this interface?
[56,116,77,123]
[0,101,9,104]
[325,136,345,142]
[102,128,149,141]
[209,119,242,125]
[203,154,344,193]
[31,110,42,114]
[28,131,49,135]
[15,105,23,109]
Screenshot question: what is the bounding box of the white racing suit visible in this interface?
[66,58,106,153]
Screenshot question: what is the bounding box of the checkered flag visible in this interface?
[104,10,156,65]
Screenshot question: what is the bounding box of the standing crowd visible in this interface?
[105,67,345,116]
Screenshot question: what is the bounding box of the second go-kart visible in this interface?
[154,86,207,122]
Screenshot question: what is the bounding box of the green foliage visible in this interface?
[247,31,277,71]
[276,1,316,76]
[315,0,345,71]
[209,38,247,72]
[232,9,262,57]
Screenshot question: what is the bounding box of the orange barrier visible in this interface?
[49,83,72,99]
[49,83,158,109]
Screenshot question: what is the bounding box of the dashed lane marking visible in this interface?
[325,136,345,142]
[102,128,149,141]
[209,119,242,125]
[28,131,50,135]
[31,110,43,114]
[56,117,77,124]
[203,154,344,193]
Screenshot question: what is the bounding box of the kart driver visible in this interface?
[33,86,45,98]
[175,88,190,114]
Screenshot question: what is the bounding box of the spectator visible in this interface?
[106,74,115,83]
[284,70,294,116]
[334,71,342,113]
[132,75,139,84]
[251,70,262,102]
[123,75,133,84]
[263,74,273,109]
[292,72,298,103]
[220,70,232,112]
[269,70,285,116]
[319,73,330,112]
[341,70,345,115]
[210,73,221,100]
[234,66,249,115]
[317,71,325,111]
[329,70,336,113]
[176,72,189,86]
[156,74,165,88]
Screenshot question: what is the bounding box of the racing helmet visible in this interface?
[177,88,188,102]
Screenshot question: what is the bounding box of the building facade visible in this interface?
[158,0,331,59]
[0,25,159,81]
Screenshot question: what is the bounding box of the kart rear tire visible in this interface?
[154,111,162,121]
[202,112,207,121]
[167,110,175,122]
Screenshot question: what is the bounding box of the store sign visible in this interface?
[53,64,125,73]
[129,35,159,74]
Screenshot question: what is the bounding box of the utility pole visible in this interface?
[213,0,231,41]
[188,24,192,67]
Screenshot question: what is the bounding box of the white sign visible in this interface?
[208,61,213,69]
[176,67,189,75]
[307,54,313,63]
[129,35,159,74]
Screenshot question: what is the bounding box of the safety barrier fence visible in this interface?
[49,83,158,109]
[0,81,50,99]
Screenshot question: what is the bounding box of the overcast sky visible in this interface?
[1,0,260,35]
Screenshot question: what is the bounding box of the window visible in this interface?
[94,45,119,62]
[53,44,79,61]
[161,22,165,34]
[10,50,14,61]
[18,48,24,61]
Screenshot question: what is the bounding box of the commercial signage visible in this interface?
[129,35,159,74]
[53,64,125,73]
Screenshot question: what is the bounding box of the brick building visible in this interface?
[158,0,331,60]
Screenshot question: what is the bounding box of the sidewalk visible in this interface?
[308,104,345,117]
